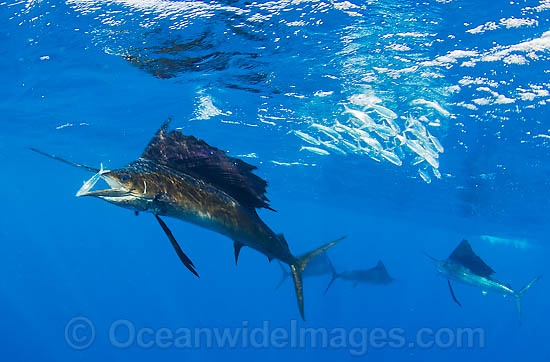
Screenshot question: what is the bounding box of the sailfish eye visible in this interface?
[120,174,131,183]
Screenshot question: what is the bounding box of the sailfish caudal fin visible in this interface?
[290,236,345,320]
[514,275,542,325]
[323,257,339,296]
[323,273,339,296]
[275,261,290,290]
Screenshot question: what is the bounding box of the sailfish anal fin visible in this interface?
[233,241,244,264]
[448,280,462,307]
[155,215,199,278]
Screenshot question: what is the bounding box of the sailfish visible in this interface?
[323,260,394,294]
[32,119,344,319]
[426,240,541,324]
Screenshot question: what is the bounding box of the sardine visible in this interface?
[405,128,428,143]
[369,104,398,120]
[406,116,427,137]
[395,134,407,146]
[293,130,321,145]
[422,140,440,160]
[359,147,381,162]
[418,168,432,183]
[310,123,340,138]
[360,135,383,152]
[369,154,382,163]
[349,94,382,107]
[343,105,377,129]
[412,155,425,166]
[76,164,106,197]
[384,117,401,133]
[320,141,347,155]
[318,130,339,143]
[373,124,397,140]
[341,139,360,152]
[334,121,363,139]
[404,128,429,143]
[393,142,405,160]
[405,139,439,169]
[428,133,444,153]
[411,99,450,117]
[300,146,330,156]
[380,149,402,166]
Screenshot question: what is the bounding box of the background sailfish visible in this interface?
[323,260,394,294]
[427,240,541,324]
[32,119,343,319]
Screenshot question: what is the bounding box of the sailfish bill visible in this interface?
[32,118,344,319]
[29,147,199,278]
[427,239,541,324]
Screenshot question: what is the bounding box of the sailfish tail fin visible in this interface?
[323,254,339,295]
[275,261,290,290]
[514,275,542,325]
[290,236,345,320]
[323,273,339,295]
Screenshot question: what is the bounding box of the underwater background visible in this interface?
[1,0,549,361]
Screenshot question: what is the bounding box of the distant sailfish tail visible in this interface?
[514,275,542,325]
[323,255,339,296]
[275,261,290,290]
[290,236,345,320]
[323,273,339,296]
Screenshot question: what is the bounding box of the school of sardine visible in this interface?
[291,94,448,183]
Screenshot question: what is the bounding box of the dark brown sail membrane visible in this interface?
[140,119,274,212]
[449,240,495,278]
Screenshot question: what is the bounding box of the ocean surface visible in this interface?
[1,0,549,361]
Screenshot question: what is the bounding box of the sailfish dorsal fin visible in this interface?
[376,260,387,271]
[374,260,392,279]
[140,119,273,211]
[448,240,495,278]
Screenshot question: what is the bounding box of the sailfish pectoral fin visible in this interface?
[155,215,199,278]
[447,280,462,307]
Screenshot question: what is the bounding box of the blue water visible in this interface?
[1,0,549,361]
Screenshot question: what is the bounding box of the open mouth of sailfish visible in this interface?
[75,165,130,198]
